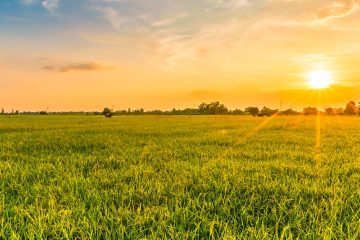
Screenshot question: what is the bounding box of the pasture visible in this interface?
[0,115,359,239]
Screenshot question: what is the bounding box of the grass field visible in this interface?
[1,115,359,239]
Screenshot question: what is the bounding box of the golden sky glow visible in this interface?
[1,0,360,111]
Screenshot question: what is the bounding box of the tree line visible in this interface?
[100,103,280,117]
[1,100,359,117]
[100,100,360,117]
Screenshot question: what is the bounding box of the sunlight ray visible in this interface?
[237,114,278,145]
[315,111,321,165]
[314,91,322,166]
[214,113,278,161]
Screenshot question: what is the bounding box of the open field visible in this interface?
[0,115,359,239]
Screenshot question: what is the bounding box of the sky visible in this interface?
[1,0,360,111]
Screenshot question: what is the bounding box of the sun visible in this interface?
[307,69,332,89]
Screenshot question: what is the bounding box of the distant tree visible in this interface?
[280,108,300,115]
[245,106,259,117]
[114,109,128,115]
[15,110,19,115]
[133,108,144,115]
[1,108,4,114]
[230,109,244,115]
[148,110,163,115]
[39,111,48,115]
[344,101,358,115]
[334,108,344,115]
[198,102,228,115]
[169,108,199,115]
[102,107,113,118]
[181,108,200,115]
[198,103,207,114]
[303,107,318,115]
[325,107,335,115]
[258,106,278,117]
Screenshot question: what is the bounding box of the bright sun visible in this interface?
[307,69,332,89]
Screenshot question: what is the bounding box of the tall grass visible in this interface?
[1,115,359,239]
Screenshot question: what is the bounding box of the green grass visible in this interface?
[1,115,359,239]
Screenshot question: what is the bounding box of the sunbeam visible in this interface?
[211,113,279,162]
[315,111,321,165]
[315,90,322,165]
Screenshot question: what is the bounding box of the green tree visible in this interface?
[198,102,228,115]
[259,106,278,116]
[281,108,300,115]
[245,106,259,117]
[102,107,113,118]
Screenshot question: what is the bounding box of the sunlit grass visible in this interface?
[0,115,359,239]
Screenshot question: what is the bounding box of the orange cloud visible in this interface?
[316,0,358,20]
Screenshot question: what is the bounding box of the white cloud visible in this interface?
[99,7,127,30]
[151,13,188,27]
[42,0,60,13]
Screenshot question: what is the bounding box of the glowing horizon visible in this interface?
[1,0,360,111]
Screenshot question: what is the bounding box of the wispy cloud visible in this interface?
[42,62,111,72]
[266,0,359,20]
[151,13,188,27]
[42,65,57,71]
[316,0,359,21]
[214,0,249,8]
[99,7,127,30]
[20,0,61,12]
[81,0,360,70]
[42,0,60,13]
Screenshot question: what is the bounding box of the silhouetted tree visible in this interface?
[198,102,228,115]
[344,101,357,115]
[334,108,344,115]
[325,107,335,115]
[258,106,278,117]
[280,108,300,115]
[303,107,318,115]
[102,107,113,118]
[148,110,163,115]
[133,108,144,115]
[245,107,259,117]
[324,108,344,115]
[1,108,4,114]
[230,109,244,115]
